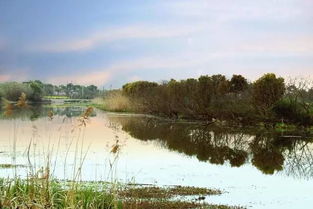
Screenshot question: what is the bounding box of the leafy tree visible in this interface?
[28,81,44,101]
[123,81,158,97]
[43,83,55,95]
[252,73,285,116]
[210,74,230,96]
[230,74,248,93]
[85,85,99,99]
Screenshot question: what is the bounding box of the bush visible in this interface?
[273,99,313,125]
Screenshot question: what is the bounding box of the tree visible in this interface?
[211,74,230,95]
[28,81,44,102]
[123,81,158,97]
[252,73,285,116]
[85,85,99,99]
[230,74,248,93]
[43,83,55,95]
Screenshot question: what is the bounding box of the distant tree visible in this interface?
[85,85,99,99]
[43,83,55,95]
[230,74,248,93]
[252,73,285,116]
[28,81,44,101]
[66,83,74,97]
[211,74,230,95]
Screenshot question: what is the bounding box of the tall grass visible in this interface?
[94,90,135,113]
[0,177,119,209]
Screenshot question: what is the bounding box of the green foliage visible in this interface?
[0,88,3,104]
[0,80,101,102]
[120,74,250,121]
[230,74,248,93]
[106,73,313,125]
[0,82,33,101]
[43,83,55,95]
[273,99,313,125]
[28,80,44,101]
[123,81,158,97]
[0,178,116,209]
[252,73,285,116]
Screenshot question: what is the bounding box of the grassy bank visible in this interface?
[0,178,118,209]
[0,177,244,209]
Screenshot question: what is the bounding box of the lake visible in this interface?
[0,105,313,209]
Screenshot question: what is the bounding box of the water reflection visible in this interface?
[1,105,96,120]
[1,105,313,179]
[108,116,313,178]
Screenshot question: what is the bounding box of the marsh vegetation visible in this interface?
[1,73,313,208]
[97,73,313,127]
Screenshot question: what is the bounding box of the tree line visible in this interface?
[0,80,100,102]
[119,73,313,125]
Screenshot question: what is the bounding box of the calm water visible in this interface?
[0,105,313,209]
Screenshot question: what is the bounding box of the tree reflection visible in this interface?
[0,105,96,120]
[109,116,313,179]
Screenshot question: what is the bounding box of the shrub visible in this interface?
[273,99,313,125]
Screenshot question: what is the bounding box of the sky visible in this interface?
[0,0,312,88]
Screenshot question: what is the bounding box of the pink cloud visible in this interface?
[48,71,111,86]
[238,36,313,55]
[0,74,11,82]
[32,24,204,53]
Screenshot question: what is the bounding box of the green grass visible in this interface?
[0,178,120,209]
[275,122,297,131]
[44,96,70,99]
[0,178,245,209]
[0,164,27,169]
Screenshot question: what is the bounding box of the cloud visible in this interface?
[238,36,313,55]
[48,70,111,86]
[33,24,203,53]
[0,67,30,82]
[0,74,11,82]
[163,0,311,22]
[46,54,211,86]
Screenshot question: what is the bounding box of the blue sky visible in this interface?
[0,0,312,88]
